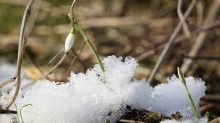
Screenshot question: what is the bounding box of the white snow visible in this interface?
[0,56,207,123]
[151,75,206,119]
[161,116,208,123]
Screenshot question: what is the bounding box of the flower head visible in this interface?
[64,27,75,52]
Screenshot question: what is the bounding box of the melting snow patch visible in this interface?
[0,56,206,123]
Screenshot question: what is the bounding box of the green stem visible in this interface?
[177,67,199,119]
[20,104,33,123]
[74,19,105,73]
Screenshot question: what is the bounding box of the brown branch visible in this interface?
[180,0,220,74]
[177,0,191,38]
[25,0,42,36]
[6,37,27,109]
[195,0,204,27]
[25,52,49,80]
[36,53,67,80]
[0,0,34,89]
[136,19,220,61]
[66,42,86,77]
[0,0,35,109]
[209,117,220,123]
[0,109,17,114]
[181,54,220,60]
[202,94,220,101]
[69,0,76,27]
[147,0,197,84]
[0,77,16,88]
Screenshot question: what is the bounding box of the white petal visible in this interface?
[64,33,74,52]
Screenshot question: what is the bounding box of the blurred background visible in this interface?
[0,0,220,121]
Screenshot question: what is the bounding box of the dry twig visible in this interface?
[36,53,67,80]
[148,0,197,84]
[70,0,76,27]
[136,19,220,61]
[66,42,86,77]
[177,0,191,38]
[180,0,220,74]
[210,117,220,123]
[0,0,35,109]
[0,0,34,89]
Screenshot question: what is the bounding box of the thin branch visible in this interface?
[25,52,49,80]
[70,0,76,27]
[17,0,34,66]
[209,117,220,123]
[202,94,220,101]
[195,0,204,27]
[0,0,35,109]
[148,0,197,84]
[180,0,220,74]
[66,42,86,77]
[0,77,16,88]
[177,0,191,38]
[0,109,17,114]
[0,0,34,88]
[25,0,42,36]
[136,19,220,61]
[6,37,27,109]
[181,54,220,60]
[36,53,67,80]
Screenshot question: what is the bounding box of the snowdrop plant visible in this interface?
[67,13,105,73]
[177,67,199,119]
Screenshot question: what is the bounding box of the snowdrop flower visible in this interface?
[64,27,75,52]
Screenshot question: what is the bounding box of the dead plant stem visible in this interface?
[136,19,220,61]
[148,0,197,84]
[66,42,86,77]
[36,53,67,80]
[180,0,220,74]
[6,38,27,109]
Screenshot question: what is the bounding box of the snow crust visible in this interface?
[0,56,206,123]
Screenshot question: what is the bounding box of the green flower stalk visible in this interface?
[177,67,199,119]
[74,19,105,73]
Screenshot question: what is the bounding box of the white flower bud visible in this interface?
[64,28,75,52]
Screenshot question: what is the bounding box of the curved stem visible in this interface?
[74,19,105,73]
